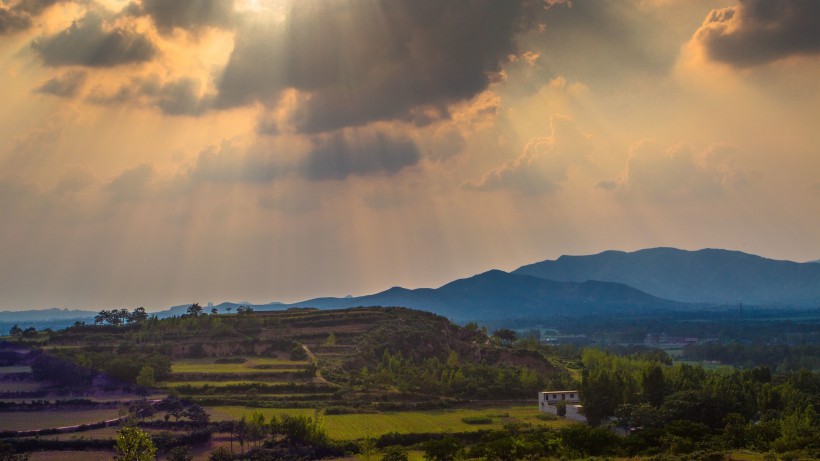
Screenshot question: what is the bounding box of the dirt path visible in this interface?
[301,344,330,385]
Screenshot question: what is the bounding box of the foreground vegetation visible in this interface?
[1,305,818,460]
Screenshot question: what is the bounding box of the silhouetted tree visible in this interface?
[492,328,517,346]
[186,303,203,317]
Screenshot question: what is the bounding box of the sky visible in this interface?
[1,0,819,311]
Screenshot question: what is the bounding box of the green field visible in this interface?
[206,406,573,440]
[0,409,122,431]
[171,357,309,373]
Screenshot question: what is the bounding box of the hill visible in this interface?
[513,247,820,306]
[286,270,683,321]
[13,307,572,406]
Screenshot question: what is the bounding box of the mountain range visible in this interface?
[514,247,820,306]
[3,248,819,326]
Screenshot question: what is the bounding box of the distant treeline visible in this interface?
[683,343,820,371]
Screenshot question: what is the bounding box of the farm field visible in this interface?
[0,366,31,373]
[28,451,113,461]
[170,357,309,373]
[164,380,298,387]
[206,406,573,440]
[15,426,120,440]
[0,381,41,392]
[0,409,121,431]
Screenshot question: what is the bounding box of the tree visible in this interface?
[95,310,111,325]
[8,324,22,337]
[0,440,29,461]
[641,364,667,407]
[236,305,253,316]
[208,447,232,461]
[580,367,623,426]
[114,426,156,461]
[21,327,37,339]
[423,436,464,461]
[116,308,131,325]
[382,445,409,461]
[167,445,193,461]
[186,303,203,317]
[130,307,148,324]
[358,436,377,461]
[210,308,218,315]
[492,329,517,346]
[183,404,210,426]
[136,365,155,389]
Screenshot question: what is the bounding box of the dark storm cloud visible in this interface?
[514,0,708,88]
[34,70,87,97]
[128,0,236,34]
[0,7,32,34]
[217,0,535,133]
[32,12,157,67]
[696,0,820,67]
[0,0,67,34]
[300,132,420,181]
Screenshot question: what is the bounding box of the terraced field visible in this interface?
[170,357,310,373]
[206,406,572,440]
[0,409,122,431]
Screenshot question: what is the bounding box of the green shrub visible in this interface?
[461,416,493,425]
[213,357,246,364]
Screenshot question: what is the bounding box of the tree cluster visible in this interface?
[355,349,544,399]
[94,307,148,326]
[580,348,820,455]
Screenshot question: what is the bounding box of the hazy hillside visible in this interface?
[514,247,820,306]
[287,269,682,321]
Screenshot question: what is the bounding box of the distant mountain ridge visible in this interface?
[513,247,820,306]
[283,269,683,321]
[0,308,97,322]
[5,247,818,326]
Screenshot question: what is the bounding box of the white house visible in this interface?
[538,390,586,423]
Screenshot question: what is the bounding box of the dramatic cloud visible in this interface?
[695,0,820,67]
[34,70,87,97]
[0,0,68,34]
[129,0,236,34]
[514,0,704,88]
[300,131,420,181]
[32,12,157,67]
[604,141,747,200]
[217,0,533,133]
[155,78,212,116]
[0,6,32,34]
[466,115,593,194]
[86,75,213,116]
